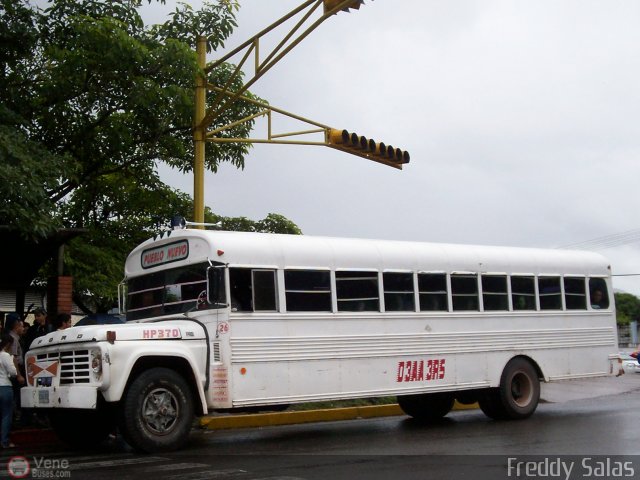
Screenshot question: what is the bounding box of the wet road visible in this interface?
[5,377,640,480]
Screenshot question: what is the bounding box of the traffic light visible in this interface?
[323,0,364,14]
[327,129,410,169]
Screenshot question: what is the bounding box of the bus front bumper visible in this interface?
[21,386,98,409]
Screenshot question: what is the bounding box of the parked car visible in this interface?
[618,353,640,374]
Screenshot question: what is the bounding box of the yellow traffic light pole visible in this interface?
[193,0,407,222]
[194,36,207,225]
[205,86,409,169]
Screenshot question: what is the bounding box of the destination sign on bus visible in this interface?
[141,240,189,269]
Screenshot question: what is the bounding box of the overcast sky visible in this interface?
[151,1,640,295]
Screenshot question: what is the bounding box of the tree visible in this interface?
[614,292,640,326]
[0,0,302,312]
[63,180,301,313]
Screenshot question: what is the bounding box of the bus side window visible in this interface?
[229,268,253,311]
[589,277,609,310]
[284,270,332,312]
[383,272,415,312]
[229,268,278,312]
[482,275,508,311]
[336,271,379,312]
[538,276,562,310]
[511,276,536,311]
[418,273,448,311]
[451,273,479,311]
[252,270,278,311]
[564,277,587,310]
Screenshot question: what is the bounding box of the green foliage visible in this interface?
[614,292,640,326]
[0,0,302,312]
[1,0,261,236]
[216,213,303,235]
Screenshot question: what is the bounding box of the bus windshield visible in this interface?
[126,261,226,321]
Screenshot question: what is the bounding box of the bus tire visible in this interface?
[480,358,540,420]
[397,392,454,421]
[119,367,194,453]
[478,389,507,420]
[49,408,114,448]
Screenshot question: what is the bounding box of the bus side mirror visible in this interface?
[207,265,227,307]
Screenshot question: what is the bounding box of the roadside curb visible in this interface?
[200,401,479,430]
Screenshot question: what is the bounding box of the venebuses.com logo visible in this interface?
[7,457,30,479]
[7,455,70,479]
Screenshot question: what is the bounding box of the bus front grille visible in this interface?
[36,350,91,385]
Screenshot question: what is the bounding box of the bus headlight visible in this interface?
[91,351,103,377]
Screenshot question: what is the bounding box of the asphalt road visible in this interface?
[4,375,640,480]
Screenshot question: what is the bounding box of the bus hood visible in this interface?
[27,320,207,350]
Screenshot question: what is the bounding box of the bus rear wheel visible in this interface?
[397,392,454,421]
[119,367,194,453]
[480,358,540,420]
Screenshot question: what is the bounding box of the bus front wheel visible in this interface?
[397,392,454,421]
[480,358,540,420]
[119,367,195,453]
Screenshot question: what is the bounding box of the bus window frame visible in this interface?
[563,275,587,310]
[335,269,380,313]
[283,268,332,313]
[251,269,279,312]
[417,271,449,312]
[382,270,416,313]
[510,274,538,311]
[481,273,509,312]
[588,276,610,310]
[450,271,479,312]
[538,275,564,311]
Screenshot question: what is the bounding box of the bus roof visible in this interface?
[125,230,611,278]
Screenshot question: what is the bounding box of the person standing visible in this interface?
[4,315,23,375]
[24,308,50,350]
[4,315,24,424]
[53,313,72,331]
[0,334,24,448]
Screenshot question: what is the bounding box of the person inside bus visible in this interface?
[590,289,605,309]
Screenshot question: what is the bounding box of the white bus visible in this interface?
[22,227,619,452]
